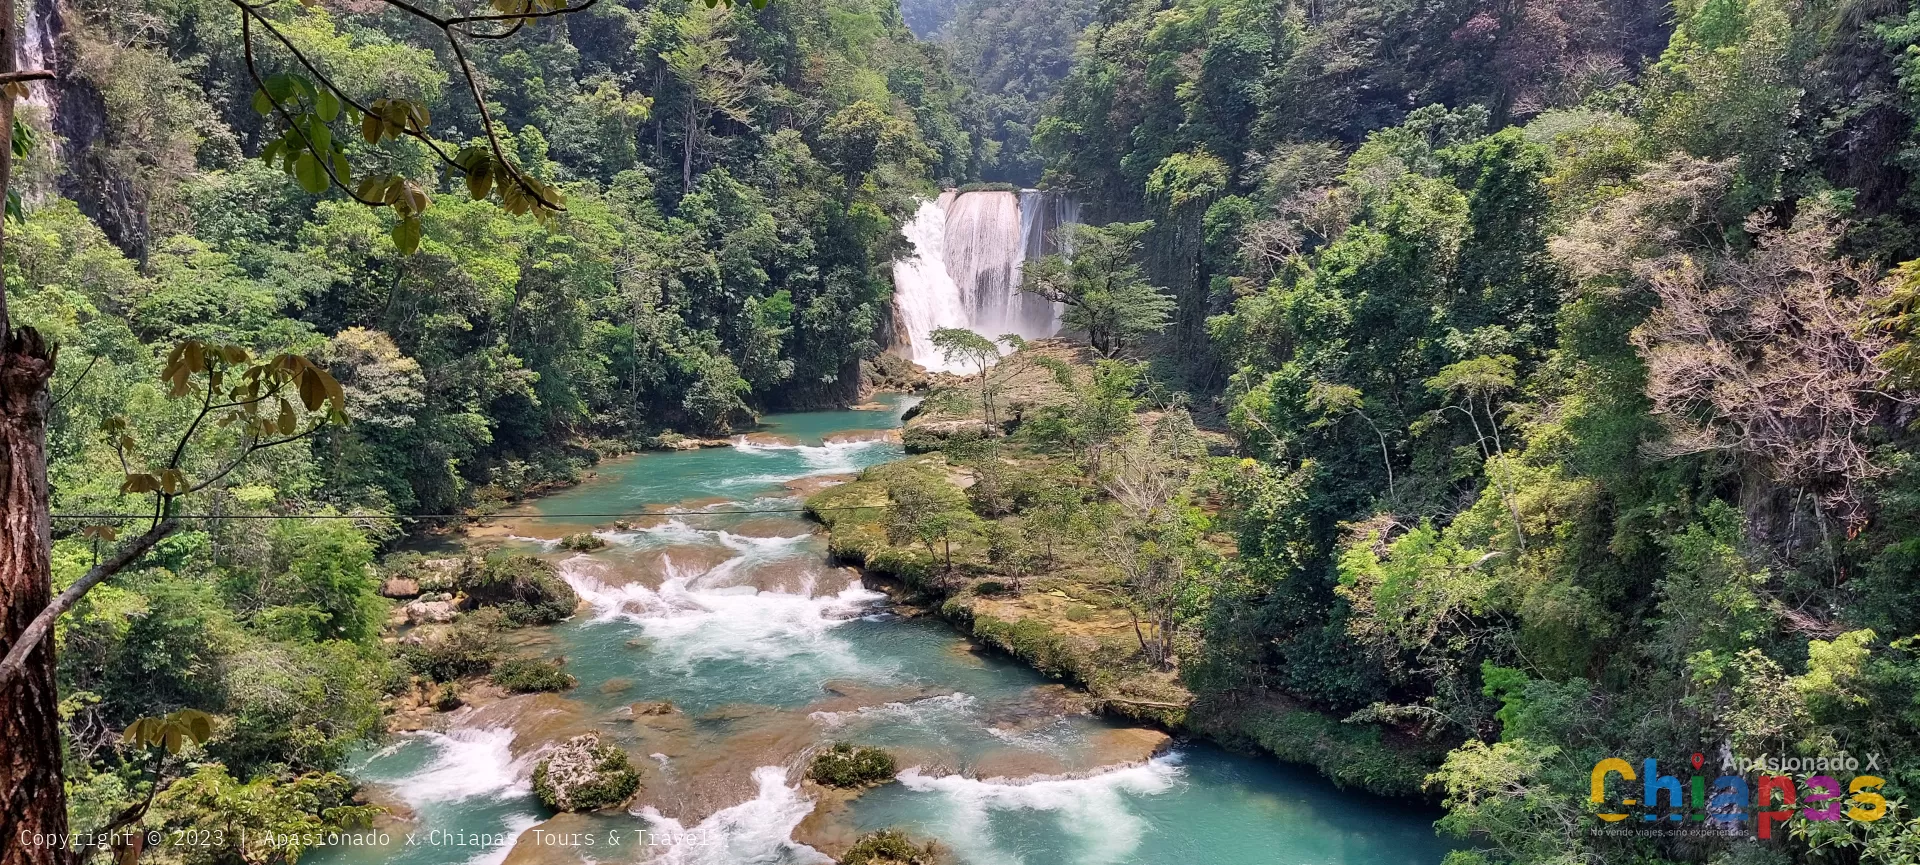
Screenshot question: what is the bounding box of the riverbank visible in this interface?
[803,345,1453,800]
[805,462,1445,798]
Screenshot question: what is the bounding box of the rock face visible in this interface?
[531,734,640,812]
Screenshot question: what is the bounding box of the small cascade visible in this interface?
[19,0,55,115]
[890,188,1080,371]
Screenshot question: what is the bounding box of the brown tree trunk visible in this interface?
[0,329,66,865]
[681,99,694,193]
[0,0,68,856]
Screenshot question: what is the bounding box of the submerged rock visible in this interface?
[531,733,641,812]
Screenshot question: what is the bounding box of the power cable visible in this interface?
[48,505,889,521]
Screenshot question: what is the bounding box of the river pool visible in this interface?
[312,397,1452,865]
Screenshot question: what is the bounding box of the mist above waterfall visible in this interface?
[891,189,1078,372]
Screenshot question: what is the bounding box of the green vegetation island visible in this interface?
[1,0,1919,864]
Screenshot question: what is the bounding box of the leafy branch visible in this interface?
[0,342,347,690]
[225,0,593,251]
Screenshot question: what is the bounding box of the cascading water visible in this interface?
[886,199,969,373]
[19,0,54,115]
[890,188,1079,372]
[311,398,1456,865]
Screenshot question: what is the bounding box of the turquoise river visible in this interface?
[312,398,1453,865]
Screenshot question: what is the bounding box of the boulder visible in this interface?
[380,577,421,599]
[403,599,458,625]
[531,734,641,812]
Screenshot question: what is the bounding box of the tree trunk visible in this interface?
[0,329,66,865]
[681,99,694,193]
[0,0,69,857]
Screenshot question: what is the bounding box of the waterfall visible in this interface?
[20,0,58,116]
[890,188,1079,371]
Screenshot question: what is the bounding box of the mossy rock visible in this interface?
[841,829,934,865]
[559,533,607,552]
[490,658,577,693]
[532,734,640,812]
[806,743,896,789]
[457,555,579,625]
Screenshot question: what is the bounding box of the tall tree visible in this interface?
[1019,222,1173,357]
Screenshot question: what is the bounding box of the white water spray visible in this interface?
[893,756,1185,865]
[636,766,833,865]
[375,727,533,805]
[561,552,885,670]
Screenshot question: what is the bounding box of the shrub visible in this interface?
[396,610,503,681]
[434,683,463,711]
[1065,604,1094,622]
[532,734,640,811]
[491,658,577,693]
[841,829,932,865]
[1213,706,1438,797]
[973,580,1011,596]
[805,743,896,788]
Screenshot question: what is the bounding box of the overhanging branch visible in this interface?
[0,519,181,688]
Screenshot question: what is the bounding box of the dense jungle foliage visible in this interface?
[18,0,1920,862]
[1024,0,1920,862]
[10,0,974,855]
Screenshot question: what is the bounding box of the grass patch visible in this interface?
[491,658,577,693]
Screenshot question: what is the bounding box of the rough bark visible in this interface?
[0,0,70,855]
[0,328,66,865]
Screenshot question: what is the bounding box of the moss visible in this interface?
[805,743,896,788]
[865,547,937,588]
[1189,700,1441,798]
[490,658,577,693]
[963,610,1114,694]
[532,734,640,812]
[972,580,1011,596]
[840,829,934,865]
